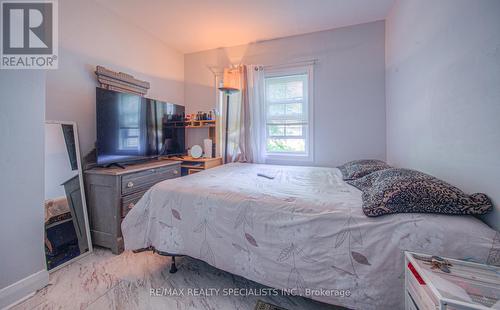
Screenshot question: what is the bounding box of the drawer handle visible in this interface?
[173,170,179,175]
[149,169,156,173]
[127,181,134,188]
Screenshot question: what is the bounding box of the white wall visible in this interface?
[46,0,185,156]
[0,71,48,308]
[386,0,500,230]
[185,21,387,167]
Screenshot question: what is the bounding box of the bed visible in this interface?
[122,163,499,309]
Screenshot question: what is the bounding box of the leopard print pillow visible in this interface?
[348,168,493,217]
[337,159,390,180]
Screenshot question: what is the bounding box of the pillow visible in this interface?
[337,159,390,180]
[348,168,493,217]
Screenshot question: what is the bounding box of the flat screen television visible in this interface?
[96,87,185,166]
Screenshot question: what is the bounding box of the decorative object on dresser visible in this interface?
[168,156,222,175]
[404,251,500,310]
[84,160,181,254]
[190,145,203,158]
[203,138,213,158]
[187,110,216,121]
[95,65,150,96]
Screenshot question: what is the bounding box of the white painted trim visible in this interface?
[262,64,315,164]
[0,269,48,310]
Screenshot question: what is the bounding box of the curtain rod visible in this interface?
[263,59,318,69]
[207,58,318,76]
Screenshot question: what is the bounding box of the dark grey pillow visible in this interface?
[348,168,493,217]
[337,159,390,180]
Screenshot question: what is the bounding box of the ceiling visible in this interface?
[95,0,395,54]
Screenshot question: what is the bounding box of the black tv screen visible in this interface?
[96,87,185,166]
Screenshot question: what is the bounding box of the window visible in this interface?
[263,66,313,161]
[118,96,141,151]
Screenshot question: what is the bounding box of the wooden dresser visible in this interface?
[84,160,181,254]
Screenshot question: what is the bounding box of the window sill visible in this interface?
[264,153,313,165]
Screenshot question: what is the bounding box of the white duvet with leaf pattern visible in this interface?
[122,163,499,309]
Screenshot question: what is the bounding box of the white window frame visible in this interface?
[261,64,314,164]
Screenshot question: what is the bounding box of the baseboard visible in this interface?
[0,269,49,310]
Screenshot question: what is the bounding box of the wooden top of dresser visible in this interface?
[85,160,182,176]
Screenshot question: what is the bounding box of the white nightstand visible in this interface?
[405,251,500,310]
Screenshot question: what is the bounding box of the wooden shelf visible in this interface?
[185,120,216,128]
[168,156,222,175]
[170,156,220,163]
[166,119,217,129]
[186,125,215,128]
[181,163,204,169]
[179,118,218,162]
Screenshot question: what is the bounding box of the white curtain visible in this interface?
[222,65,265,164]
[246,65,266,163]
[225,88,242,162]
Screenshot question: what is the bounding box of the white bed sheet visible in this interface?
[122,163,499,309]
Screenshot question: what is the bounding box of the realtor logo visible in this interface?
[1,0,58,69]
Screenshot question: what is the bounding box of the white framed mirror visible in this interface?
[44,121,92,272]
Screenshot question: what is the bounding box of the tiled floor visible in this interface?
[12,248,339,310]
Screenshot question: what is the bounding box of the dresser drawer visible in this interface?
[121,165,180,195]
[121,190,148,218]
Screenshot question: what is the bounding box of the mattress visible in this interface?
[122,163,499,309]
